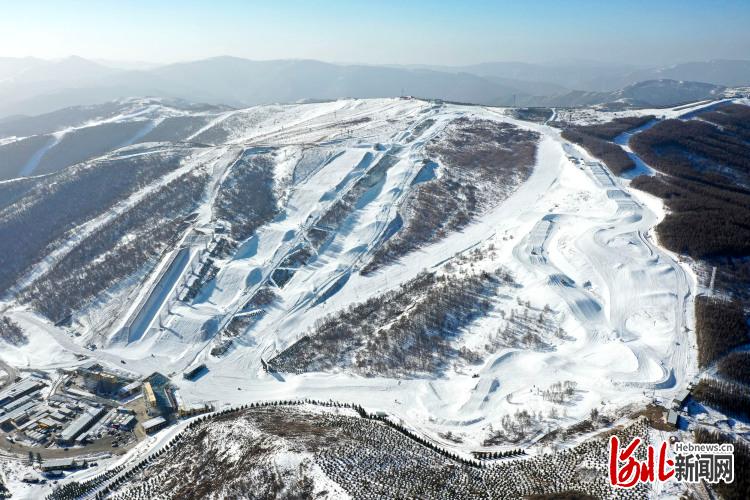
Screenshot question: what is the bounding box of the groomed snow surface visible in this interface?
[1,97,700,486]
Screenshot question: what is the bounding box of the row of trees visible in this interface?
[364,118,538,273]
[0,176,38,212]
[51,399,466,499]
[312,148,402,254]
[560,116,653,175]
[629,111,750,258]
[0,148,185,293]
[51,399,651,500]
[270,268,513,377]
[631,117,750,177]
[561,129,632,175]
[713,257,750,304]
[472,448,526,460]
[510,108,554,123]
[488,303,565,352]
[21,171,209,321]
[694,296,748,368]
[0,316,26,346]
[484,409,545,445]
[567,115,654,141]
[477,418,651,498]
[692,378,750,417]
[698,103,750,142]
[34,121,148,176]
[363,175,472,274]
[694,427,750,500]
[138,115,213,143]
[0,177,38,211]
[213,150,278,242]
[633,174,750,258]
[542,380,578,404]
[0,101,125,138]
[717,352,750,385]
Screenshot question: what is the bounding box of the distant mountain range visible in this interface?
[522,79,727,109]
[419,59,750,91]
[0,56,748,117]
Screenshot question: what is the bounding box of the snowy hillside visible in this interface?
[46,403,652,499]
[1,95,746,498]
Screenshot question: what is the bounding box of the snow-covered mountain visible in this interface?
[527,79,726,108]
[0,95,696,428]
[444,59,750,91]
[1,94,748,498]
[1,56,749,117]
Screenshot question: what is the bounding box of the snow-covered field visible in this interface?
[0,97,705,474]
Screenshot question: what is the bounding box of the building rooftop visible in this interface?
[142,416,166,431]
[0,378,44,405]
[2,394,35,413]
[119,381,141,394]
[120,415,137,428]
[41,458,77,470]
[66,387,98,400]
[667,410,679,426]
[675,389,690,399]
[0,400,38,425]
[143,382,157,406]
[59,407,104,441]
[183,363,207,379]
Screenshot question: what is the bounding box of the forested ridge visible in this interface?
[561,115,653,175]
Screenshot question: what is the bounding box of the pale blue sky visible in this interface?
[1,0,749,65]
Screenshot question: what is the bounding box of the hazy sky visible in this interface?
[2,0,749,66]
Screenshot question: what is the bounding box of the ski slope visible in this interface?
[1,97,700,454]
